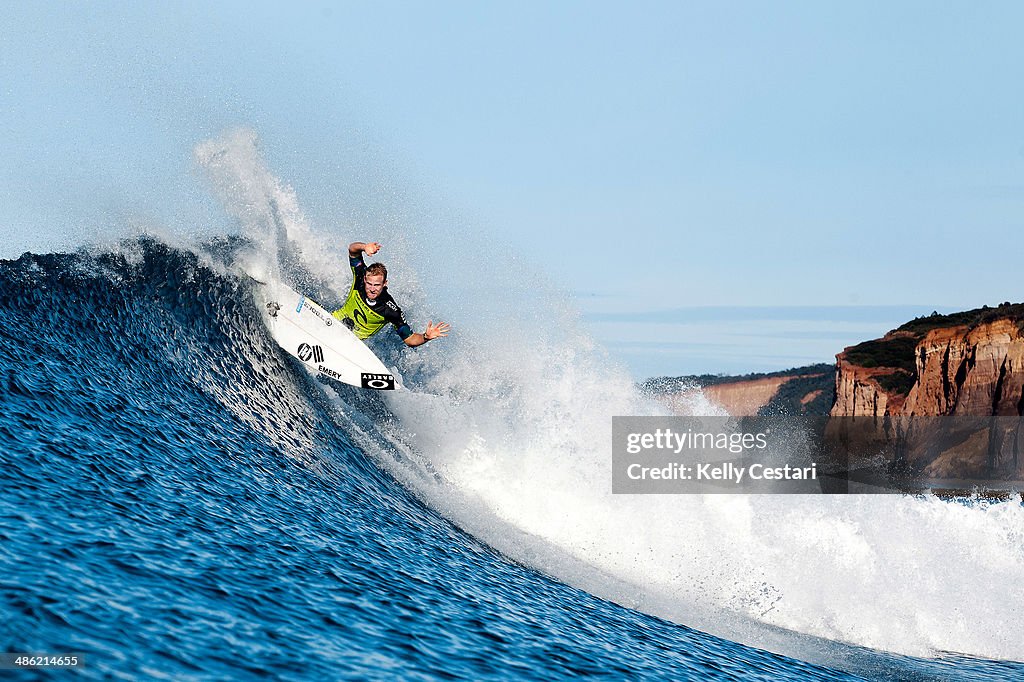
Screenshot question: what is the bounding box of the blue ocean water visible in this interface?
[1,240,1021,680]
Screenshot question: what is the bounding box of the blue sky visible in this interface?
[2,2,1023,376]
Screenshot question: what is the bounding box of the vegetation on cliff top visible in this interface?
[757,369,836,416]
[895,302,1024,336]
[843,336,918,372]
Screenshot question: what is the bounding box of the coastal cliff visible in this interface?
[644,303,1024,483]
[831,305,1024,418]
[829,304,1024,481]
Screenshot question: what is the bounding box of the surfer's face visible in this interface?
[364,273,386,301]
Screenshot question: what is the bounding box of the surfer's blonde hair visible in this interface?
[366,263,388,281]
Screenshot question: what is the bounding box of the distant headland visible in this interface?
[643,302,1024,484]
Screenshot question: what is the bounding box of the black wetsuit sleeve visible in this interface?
[382,298,413,340]
[350,253,366,292]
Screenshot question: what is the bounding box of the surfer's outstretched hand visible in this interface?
[363,242,381,256]
[424,321,451,341]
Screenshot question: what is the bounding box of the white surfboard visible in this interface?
[256,280,397,390]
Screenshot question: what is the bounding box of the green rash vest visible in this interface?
[332,254,413,341]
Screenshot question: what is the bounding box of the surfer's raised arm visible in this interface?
[334,240,451,347]
[349,241,380,257]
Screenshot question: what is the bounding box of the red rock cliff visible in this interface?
[831,315,1024,418]
[829,309,1024,480]
[903,319,1024,416]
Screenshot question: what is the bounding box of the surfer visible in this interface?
[332,241,450,347]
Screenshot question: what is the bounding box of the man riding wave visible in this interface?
[332,241,450,347]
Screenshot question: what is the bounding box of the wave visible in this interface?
[2,129,1022,672]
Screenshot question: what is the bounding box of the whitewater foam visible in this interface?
[382,346,1024,660]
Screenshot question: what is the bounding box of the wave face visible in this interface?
[0,240,845,680]
[1,131,1022,679]
[0,239,1017,681]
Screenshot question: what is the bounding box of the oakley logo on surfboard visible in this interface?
[360,373,395,390]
